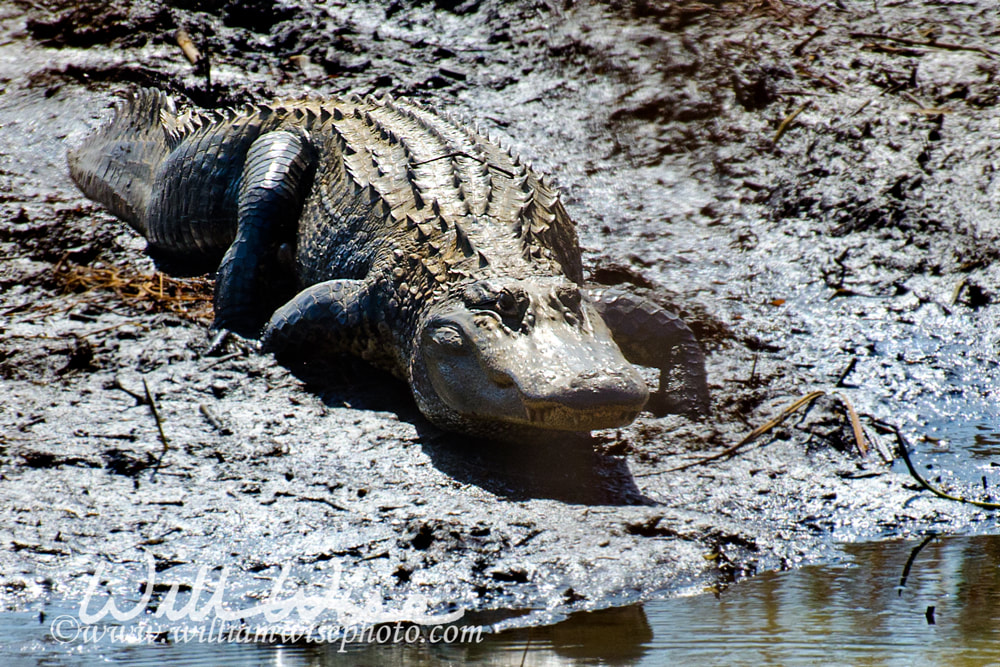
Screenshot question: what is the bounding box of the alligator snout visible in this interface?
[521,367,648,430]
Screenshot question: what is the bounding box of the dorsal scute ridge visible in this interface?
[454,222,475,257]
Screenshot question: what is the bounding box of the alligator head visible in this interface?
[408,277,649,438]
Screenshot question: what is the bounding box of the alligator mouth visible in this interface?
[522,403,642,431]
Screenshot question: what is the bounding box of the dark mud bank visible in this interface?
[1,0,998,631]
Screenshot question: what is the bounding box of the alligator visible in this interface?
[68,88,709,440]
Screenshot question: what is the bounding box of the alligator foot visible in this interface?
[261,278,375,361]
[587,287,710,418]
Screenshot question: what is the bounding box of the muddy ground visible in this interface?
[1,0,998,634]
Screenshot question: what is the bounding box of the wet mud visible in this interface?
[1,0,998,633]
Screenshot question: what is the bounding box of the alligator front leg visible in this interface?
[588,287,710,418]
[214,129,316,337]
[261,279,376,361]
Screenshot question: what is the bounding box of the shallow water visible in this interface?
[5,534,1000,665]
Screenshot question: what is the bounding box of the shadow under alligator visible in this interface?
[278,355,653,506]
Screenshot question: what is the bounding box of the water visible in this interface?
[5,534,1000,665]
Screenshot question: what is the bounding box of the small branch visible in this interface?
[648,391,826,475]
[849,31,999,59]
[871,419,1000,510]
[144,379,170,482]
[773,102,810,146]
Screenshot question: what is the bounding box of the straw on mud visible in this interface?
[870,418,1000,510]
[951,279,967,306]
[773,102,810,146]
[657,390,827,474]
[849,31,1000,59]
[835,392,869,458]
[53,263,213,322]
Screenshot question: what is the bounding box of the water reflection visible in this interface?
[971,421,1000,458]
[636,535,1000,665]
[5,536,1000,665]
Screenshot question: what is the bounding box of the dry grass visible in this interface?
[53,261,214,322]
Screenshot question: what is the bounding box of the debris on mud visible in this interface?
[51,262,213,323]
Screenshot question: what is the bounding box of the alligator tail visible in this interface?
[67,88,178,234]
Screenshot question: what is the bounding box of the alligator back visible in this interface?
[70,89,586,284]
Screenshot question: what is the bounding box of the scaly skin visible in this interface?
[68,88,709,440]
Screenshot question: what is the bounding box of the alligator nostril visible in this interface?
[489,369,515,388]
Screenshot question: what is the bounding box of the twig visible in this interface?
[835,392,868,457]
[144,379,170,482]
[175,29,202,66]
[199,403,231,435]
[207,329,232,357]
[412,152,516,179]
[773,102,810,145]
[792,28,825,56]
[870,419,1000,509]
[849,31,999,59]
[277,492,347,511]
[198,351,243,372]
[74,321,144,340]
[835,357,857,387]
[848,80,909,119]
[848,98,872,118]
[111,376,146,405]
[651,391,826,474]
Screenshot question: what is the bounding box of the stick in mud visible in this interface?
[143,378,170,482]
[871,419,1000,510]
[176,28,211,88]
[640,390,827,476]
[848,31,1000,58]
[773,102,810,146]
